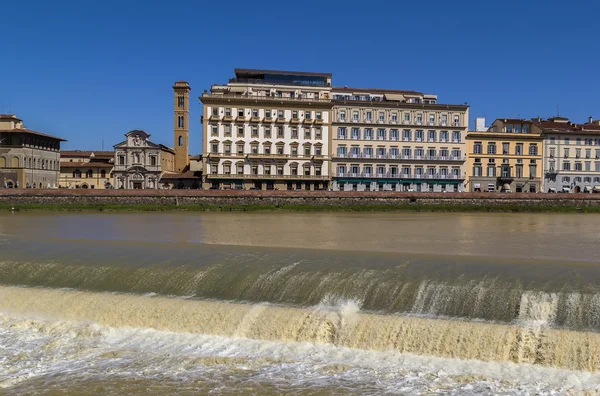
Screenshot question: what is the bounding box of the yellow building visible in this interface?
[466,118,543,192]
[59,151,114,189]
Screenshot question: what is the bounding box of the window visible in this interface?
[224,144,231,154]
[292,110,298,119]
[178,136,184,147]
[304,146,311,156]
[101,170,106,178]
[178,96,184,108]
[211,126,218,136]
[404,113,411,122]
[473,142,482,154]
[304,128,311,139]
[576,149,581,158]
[364,128,374,140]
[353,111,359,121]
[265,110,271,118]
[529,163,537,178]
[118,156,125,165]
[316,112,322,120]
[390,129,399,141]
[264,165,271,175]
[402,147,411,158]
[212,108,219,116]
[224,125,231,136]
[452,131,461,143]
[366,111,372,121]
[278,110,284,119]
[253,109,259,118]
[562,176,571,183]
[211,143,218,153]
[575,163,583,171]
[237,144,244,155]
[277,165,284,175]
[225,108,231,117]
[487,143,496,154]
[339,110,346,121]
[211,165,218,174]
[516,164,523,178]
[251,144,259,154]
[441,115,447,125]
[351,128,361,140]
[586,149,591,159]
[252,127,258,137]
[305,110,311,120]
[392,112,398,122]
[277,127,284,138]
[315,146,322,156]
[264,128,271,138]
[403,130,411,141]
[515,143,523,155]
[487,165,496,177]
[529,144,538,156]
[237,164,244,174]
[238,127,244,137]
[429,114,435,125]
[415,130,424,142]
[315,128,322,139]
[428,130,436,142]
[427,148,436,158]
[565,138,570,145]
[379,112,385,121]
[440,131,448,142]
[502,142,509,155]
[86,170,93,178]
[338,127,348,139]
[416,114,423,124]
[238,109,245,117]
[377,129,386,140]
[563,162,571,171]
[276,145,284,155]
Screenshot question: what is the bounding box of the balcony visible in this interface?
[275,117,286,124]
[332,154,466,162]
[250,115,261,123]
[209,114,221,122]
[236,116,247,123]
[223,115,234,122]
[290,117,301,124]
[263,116,274,123]
[207,173,329,180]
[314,118,324,125]
[202,92,332,103]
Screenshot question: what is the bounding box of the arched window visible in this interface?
[86,170,93,178]
[178,135,183,146]
[11,157,19,168]
[101,170,106,178]
[73,169,82,178]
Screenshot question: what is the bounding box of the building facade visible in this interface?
[542,117,600,193]
[59,151,114,189]
[200,68,332,190]
[0,114,65,188]
[331,88,469,192]
[466,118,543,192]
[113,130,170,189]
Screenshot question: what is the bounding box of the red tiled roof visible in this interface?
[60,161,113,168]
[61,150,114,158]
[0,114,22,121]
[0,128,66,141]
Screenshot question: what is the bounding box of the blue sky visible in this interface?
[2,0,599,152]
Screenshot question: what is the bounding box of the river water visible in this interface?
[1,212,600,394]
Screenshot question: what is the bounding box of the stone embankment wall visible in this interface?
[1,189,600,208]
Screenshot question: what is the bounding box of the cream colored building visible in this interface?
[200,69,332,190]
[331,88,469,192]
[466,118,543,193]
[59,151,114,189]
[542,117,600,193]
[0,114,65,188]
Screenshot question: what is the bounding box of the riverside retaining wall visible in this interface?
[1,189,600,208]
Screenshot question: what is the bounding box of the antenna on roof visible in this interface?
[556,104,559,117]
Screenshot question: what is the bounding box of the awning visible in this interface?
[474,183,481,188]
[379,179,400,184]
[335,179,374,183]
[585,186,592,192]
[384,93,405,101]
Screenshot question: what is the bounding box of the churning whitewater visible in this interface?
[2,212,600,394]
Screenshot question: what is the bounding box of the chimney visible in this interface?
[589,116,593,124]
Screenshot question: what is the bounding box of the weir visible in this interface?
[1,285,600,372]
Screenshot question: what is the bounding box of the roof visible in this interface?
[0,128,66,141]
[234,68,332,79]
[159,144,175,153]
[495,118,535,124]
[60,161,113,168]
[332,86,424,95]
[61,150,114,158]
[0,114,22,121]
[160,170,203,180]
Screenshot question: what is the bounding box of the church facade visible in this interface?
[112,130,173,189]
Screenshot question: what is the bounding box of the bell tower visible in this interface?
[173,80,191,172]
